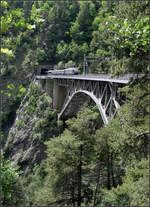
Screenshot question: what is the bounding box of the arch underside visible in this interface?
[59,90,120,124]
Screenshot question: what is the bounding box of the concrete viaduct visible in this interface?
[36,74,137,124]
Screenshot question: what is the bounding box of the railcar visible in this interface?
[48,68,78,75]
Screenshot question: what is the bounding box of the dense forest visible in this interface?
[1,1,149,206]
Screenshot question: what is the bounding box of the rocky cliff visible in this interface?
[4,82,61,173]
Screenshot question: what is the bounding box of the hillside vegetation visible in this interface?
[1,1,149,206]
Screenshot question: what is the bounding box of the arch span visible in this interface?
[58,89,119,124]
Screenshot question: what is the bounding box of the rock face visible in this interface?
[4,83,59,172]
[4,119,47,172]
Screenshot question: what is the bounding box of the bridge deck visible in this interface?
[36,73,139,84]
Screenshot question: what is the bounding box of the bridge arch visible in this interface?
[59,89,116,124]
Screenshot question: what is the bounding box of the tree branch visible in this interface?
[134,131,150,139]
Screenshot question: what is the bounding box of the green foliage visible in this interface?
[100,158,149,206]
[1,1,149,76]
[1,1,36,76]
[1,0,8,8]
[45,130,81,200]
[1,48,14,57]
[105,12,149,75]
[18,164,45,205]
[71,2,96,44]
[34,108,59,141]
[90,1,149,75]
[1,84,27,138]
[42,106,100,205]
[93,81,148,206]
[1,7,33,35]
[5,84,27,107]
[13,83,61,142]
[1,155,26,205]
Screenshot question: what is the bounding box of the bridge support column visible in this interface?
[45,79,54,99]
[39,79,46,90]
[53,80,67,111]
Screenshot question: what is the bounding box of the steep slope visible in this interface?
[4,82,61,172]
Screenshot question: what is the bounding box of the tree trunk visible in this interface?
[110,153,117,188]
[93,161,101,206]
[71,177,75,206]
[77,145,82,206]
[107,152,111,190]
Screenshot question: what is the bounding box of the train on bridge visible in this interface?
[48,68,78,75]
[40,67,78,75]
